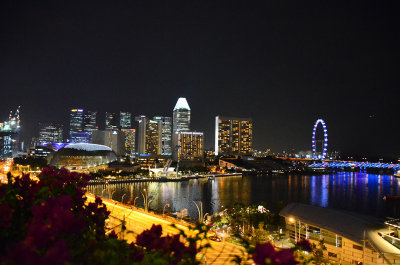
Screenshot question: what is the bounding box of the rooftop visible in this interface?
[280,203,384,244]
[173,97,190,111]
[64,143,112,152]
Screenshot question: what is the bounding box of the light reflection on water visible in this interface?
[87,172,400,219]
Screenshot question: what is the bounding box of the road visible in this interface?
[86,194,246,265]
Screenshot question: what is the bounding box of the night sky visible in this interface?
[0,2,399,159]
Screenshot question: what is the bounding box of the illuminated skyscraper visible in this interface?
[105,112,118,130]
[120,112,132,129]
[0,106,21,158]
[173,97,191,133]
[69,109,84,138]
[83,111,97,138]
[215,116,253,156]
[121,128,135,157]
[38,123,63,144]
[172,97,190,160]
[153,116,172,155]
[177,131,204,163]
[135,115,161,155]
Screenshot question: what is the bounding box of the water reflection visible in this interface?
[87,173,400,219]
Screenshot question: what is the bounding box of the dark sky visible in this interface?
[0,1,399,158]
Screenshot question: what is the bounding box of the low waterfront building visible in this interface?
[48,143,117,170]
[280,203,400,265]
[136,154,170,170]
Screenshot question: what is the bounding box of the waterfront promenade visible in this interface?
[87,172,242,185]
[86,193,245,265]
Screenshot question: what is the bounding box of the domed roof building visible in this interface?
[48,143,117,170]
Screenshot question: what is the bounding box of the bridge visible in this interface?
[309,161,400,170]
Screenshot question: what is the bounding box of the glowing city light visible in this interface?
[312,119,328,160]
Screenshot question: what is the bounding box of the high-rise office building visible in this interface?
[177,131,204,163]
[120,112,132,129]
[105,112,118,130]
[69,109,84,138]
[135,115,161,155]
[173,97,191,134]
[92,130,125,156]
[215,116,253,156]
[172,98,191,160]
[83,111,97,138]
[121,128,135,158]
[153,116,172,155]
[38,123,63,144]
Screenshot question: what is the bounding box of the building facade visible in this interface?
[121,128,135,158]
[83,111,97,140]
[135,115,161,155]
[215,116,253,156]
[38,123,63,144]
[105,112,118,130]
[177,131,204,163]
[69,109,84,139]
[281,203,400,265]
[120,112,132,129]
[153,116,172,155]
[172,98,191,160]
[92,130,125,156]
[0,107,21,158]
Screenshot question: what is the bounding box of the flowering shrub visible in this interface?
[253,242,298,265]
[0,168,201,265]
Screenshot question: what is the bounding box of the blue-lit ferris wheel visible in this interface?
[312,119,328,159]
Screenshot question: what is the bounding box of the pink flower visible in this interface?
[296,239,312,252]
[253,242,298,265]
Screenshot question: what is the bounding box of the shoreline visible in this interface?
[88,172,242,185]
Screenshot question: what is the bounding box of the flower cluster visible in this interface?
[253,242,298,265]
[0,167,202,265]
[136,224,197,264]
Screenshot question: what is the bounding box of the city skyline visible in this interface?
[0,2,398,158]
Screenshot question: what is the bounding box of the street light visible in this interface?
[121,193,127,204]
[110,191,116,200]
[147,199,153,211]
[133,196,139,207]
[163,203,170,217]
[141,189,149,212]
[101,189,106,198]
[193,201,208,223]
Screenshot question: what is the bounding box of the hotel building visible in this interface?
[177,131,204,163]
[215,116,253,156]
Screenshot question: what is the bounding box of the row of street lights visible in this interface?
[99,187,208,223]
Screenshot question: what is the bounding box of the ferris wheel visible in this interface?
[312,119,328,159]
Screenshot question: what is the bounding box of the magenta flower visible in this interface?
[253,242,298,265]
[296,239,313,252]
